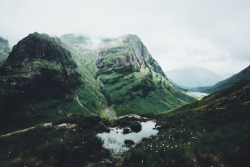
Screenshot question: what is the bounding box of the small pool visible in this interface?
[97,121,158,157]
[186,92,209,96]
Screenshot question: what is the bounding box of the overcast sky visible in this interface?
[1,0,250,78]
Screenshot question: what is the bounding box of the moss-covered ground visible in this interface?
[114,79,250,167]
[0,115,112,167]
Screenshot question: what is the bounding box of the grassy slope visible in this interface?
[117,79,250,167]
[95,35,196,116]
[0,115,111,167]
[60,34,195,117]
[201,65,250,94]
[0,33,108,135]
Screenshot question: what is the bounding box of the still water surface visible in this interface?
[186,92,209,96]
[97,121,158,157]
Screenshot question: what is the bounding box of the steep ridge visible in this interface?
[61,34,195,116]
[201,65,250,93]
[0,36,11,64]
[165,67,224,88]
[0,33,108,134]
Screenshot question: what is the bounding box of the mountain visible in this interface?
[60,34,195,116]
[0,36,11,64]
[201,65,250,93]
[0,32,195,134]
[0,32,108,134]
[165,67,224,88]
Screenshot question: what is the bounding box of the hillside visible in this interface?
[60,34,196,116]
[0,36,11,64]
[165,67,224,88]
[0,33,108,135]
[1,78,249,166]
[118,78,250,167]
[201,65,250,93]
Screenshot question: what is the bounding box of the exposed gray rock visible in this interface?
[55,123,76,129]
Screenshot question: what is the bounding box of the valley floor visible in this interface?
[0,79,249,167]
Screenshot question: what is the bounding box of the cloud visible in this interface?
[0,0,250,77]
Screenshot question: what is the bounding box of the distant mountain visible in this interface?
[165,67,224,88]
[201,65,250,93]
[0,36,11,63]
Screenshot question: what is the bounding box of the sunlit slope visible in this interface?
[0,33,108,134]
[201,65,250,93]
[60,34,195,116]
[93,34,195,116]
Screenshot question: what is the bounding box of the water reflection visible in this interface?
[97,121,158,157]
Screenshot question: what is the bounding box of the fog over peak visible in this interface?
[0,0,250,78]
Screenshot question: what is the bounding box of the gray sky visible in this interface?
[1,0,250,78]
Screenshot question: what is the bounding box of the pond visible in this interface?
[186,92,209,96]
[97,121,158,158]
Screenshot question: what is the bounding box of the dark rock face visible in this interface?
[123,128,131,134]
[124,139,135,146]
[130,122,142,133]
[0,33,84,134]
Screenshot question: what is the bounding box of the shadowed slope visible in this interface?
[0,33,108,135]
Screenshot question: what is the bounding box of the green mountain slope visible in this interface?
[118,78,250,167]
[0,32,195,134]
[0,36,11,64]
[0,33,108,134]
[201,65,250,93]
[60,34,196,116]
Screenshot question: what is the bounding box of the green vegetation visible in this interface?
[0,32,195,136]
[115,79,250,167]
[0,33,108,135]
[1,79,249,166]
[0,115,111,167]
[60,33,196,117]
[201,65,250,94]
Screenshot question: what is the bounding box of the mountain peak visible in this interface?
[4,32,75,68]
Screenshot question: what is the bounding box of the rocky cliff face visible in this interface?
[95,35,150,70]
[60,34,195,116]
[0,37,11,63]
